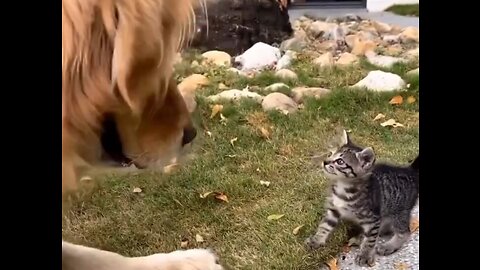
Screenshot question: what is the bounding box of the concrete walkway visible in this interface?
[288,8,419,28]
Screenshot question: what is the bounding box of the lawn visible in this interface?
[62,52,419,270]
[386,4,419,17]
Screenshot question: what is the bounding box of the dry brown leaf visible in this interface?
[195,234,205,243]
[381,118,405,128]
[410,217,419,232]
[325,256,339,270]
[407,96,416,104]
[259,127,271,139]
[394,262,409,270]
[218,83,228,90]
[260,180,271,187]
[342,245,351,253]
[133,187,142,193]
[292,225,304,235]
[220,113,227,125]
[214,192,229,203]
[389,95,403,105]
[200,191,213,199]
[210,104,224,119]
[230,137,238,147]
[267,214,285,221]
[180,238,189,248]
[373,113,386,121]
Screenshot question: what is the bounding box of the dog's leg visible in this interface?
[62,241,223,270]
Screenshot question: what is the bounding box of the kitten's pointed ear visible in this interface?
[357,147,376,169]
[340,129,350,146]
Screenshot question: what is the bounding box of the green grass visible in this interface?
[62,54,419,269]
[386,4,419,17]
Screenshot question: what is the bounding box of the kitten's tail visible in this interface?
[409,154,419,172]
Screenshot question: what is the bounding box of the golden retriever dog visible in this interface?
[62,0,222,269]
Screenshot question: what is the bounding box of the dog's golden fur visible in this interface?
[62,0,222,269]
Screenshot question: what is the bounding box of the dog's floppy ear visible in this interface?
[110,3,165,115]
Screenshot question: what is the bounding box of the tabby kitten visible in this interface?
[305,130,419,267]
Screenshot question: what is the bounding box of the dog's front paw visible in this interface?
[140,248,223,270]
[304,235,326,251]
[355,251,375,267]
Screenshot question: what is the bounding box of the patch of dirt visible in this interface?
[191,0,293,56]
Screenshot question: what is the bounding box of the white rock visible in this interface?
[285,50,298,59]
[201,50,232,67]
[291,87,331,103]
[313,52,334,67]
[276,54,293,71]
[308,21,337,38]
[336,53,359,66]
[262,92,298,114]
[365,51,407,68]
[207,88,264,103]
[405,47,419,59]
[234,42,282,71]
[353,70,406,92]
[227,67,247,76]
[383,34,401,44]
[275,69,298,80]
[406,68,419,76]
[264,83,290,92]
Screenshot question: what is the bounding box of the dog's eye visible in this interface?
[335,159,345,165]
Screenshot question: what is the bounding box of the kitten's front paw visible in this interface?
[355,251,375,267]
[304,235,326,251]
[376,243,399,256]
[142,248,223,270]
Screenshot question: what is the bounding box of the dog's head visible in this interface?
[62,0,206,194]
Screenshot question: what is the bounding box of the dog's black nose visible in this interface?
[182,127,197,146]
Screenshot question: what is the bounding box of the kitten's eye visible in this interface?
[335,159,345,165]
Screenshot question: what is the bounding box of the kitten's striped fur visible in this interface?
[305,130,419,267]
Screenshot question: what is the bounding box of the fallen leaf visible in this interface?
[173,198,184,207]
[325,256,339,270]
[210,104,224,119]
[342,245,351,253]
[410,217,419,232]
[260,180,271,187]
[259,127,271,139]
[230,137,238,147]
[381,118,405,128]
[218,83,228,90]
[407,96,416,104]
[200,191,213,199]
[180,238,189,248]
[220,113,227,125]
[292,225,304,235]
[267,214,285,221]
[394,262,409,270]
[389,95,403,105]
[373,113,386,121]
[133,187,142,193]
[195,234,205,243]
[214,192,229,203]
